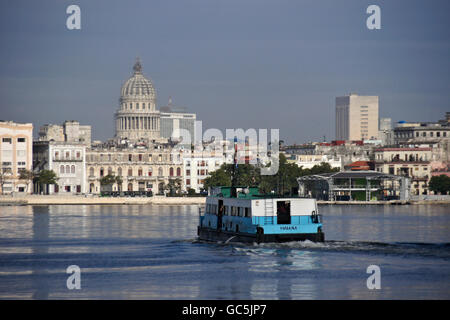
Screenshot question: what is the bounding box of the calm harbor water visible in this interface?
[0,204,449,299]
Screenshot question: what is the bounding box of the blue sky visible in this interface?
[0,0,449,143]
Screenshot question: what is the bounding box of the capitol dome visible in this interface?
[115,58,161,142]
[119,58,156,111]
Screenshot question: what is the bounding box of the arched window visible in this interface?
[148,168,152,176]
[138,167,143,176]
[176,167,181,176]
[71,165,75,174]
[169,167,174,176]
[89,167,94,176]
[158,167,163,176]
[100,167,104,177]
[108,167,113,176]
[60,165,65,174]
[128,183,133,191]
[128,168,133,176]
[66,165,70,174]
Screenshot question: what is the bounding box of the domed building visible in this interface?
[115,58,161,142]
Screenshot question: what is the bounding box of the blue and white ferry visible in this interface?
[197,186,324,243]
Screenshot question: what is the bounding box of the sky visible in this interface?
[0,0,449,144]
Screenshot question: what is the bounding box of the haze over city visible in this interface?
[0,0,449,143]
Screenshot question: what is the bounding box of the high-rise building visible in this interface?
[335,94,379,141]
[160,98,196,146]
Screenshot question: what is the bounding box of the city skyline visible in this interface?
[1,0,449,144]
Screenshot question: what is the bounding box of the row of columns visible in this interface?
[117,116,159,131]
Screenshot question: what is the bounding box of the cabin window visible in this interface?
[223,206,229,216]
[245,207,251,217]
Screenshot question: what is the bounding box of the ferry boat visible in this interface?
[197,186,325,243]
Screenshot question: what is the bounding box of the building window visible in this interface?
[138,168,143,176]
[186,169,190,176]
[71,165,76,174]
[129,154,132,162]
[108,167,113,175]
[186,179,190,185]
[158,167,163,176]
[148,168,152,176]
[66,151,70,159]
[138,154,143,161]
[118,167,122,176]
[128,168,133,176]
[66,165,70,174]
[60,165,65,174]
[100,167,104,176]
[169,167,174,176]
[17,137,26,142]
[2,137,12,143]
[89,167,94,176]
[177,167,181,176]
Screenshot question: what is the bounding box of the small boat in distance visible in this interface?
[197,186,325,243]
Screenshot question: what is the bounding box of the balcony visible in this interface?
[53,157,83,162]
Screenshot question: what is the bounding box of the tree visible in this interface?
[18,169,34,193]
[36,170,58,194]
[203,164,232,190]
[166,178,182,195]
[429,175,450,195]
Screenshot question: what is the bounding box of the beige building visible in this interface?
[86,144,185,194]
[336,94,379,141]
[0,121,33,194]
[374,147,432,195]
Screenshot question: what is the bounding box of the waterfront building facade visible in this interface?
[33,141,87,194]
[374,147,432,195]
[336,93,379,141]
[86,143,184,194]
[0,121,33,194]
[183,153,225,193]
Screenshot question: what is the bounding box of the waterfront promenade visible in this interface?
[0,194,449,206]
[0,194,207,205]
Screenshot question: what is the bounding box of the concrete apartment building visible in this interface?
[336,94,379,141]
[0,121,33,194]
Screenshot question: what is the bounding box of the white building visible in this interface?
[160,98,196,145]
[33,141,86,194]
[183,154,225,192]
[0,121,33,194]
[288,154,342,170]
[336,93,379,141]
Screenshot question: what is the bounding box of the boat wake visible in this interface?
[192,239,450,259]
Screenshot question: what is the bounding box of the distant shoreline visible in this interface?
[0,195,449,206]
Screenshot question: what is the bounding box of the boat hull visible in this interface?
[197,226,325,243]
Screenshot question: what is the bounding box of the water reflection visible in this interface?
[31,206,50,299]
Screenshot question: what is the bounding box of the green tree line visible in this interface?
[203,153,339,195]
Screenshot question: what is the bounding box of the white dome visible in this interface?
[120,58,156,107]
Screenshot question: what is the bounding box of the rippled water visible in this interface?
[0,204,449,299]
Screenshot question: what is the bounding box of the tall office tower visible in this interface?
[335,93,379,141]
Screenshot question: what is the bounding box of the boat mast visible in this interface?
[231,136,238,187]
